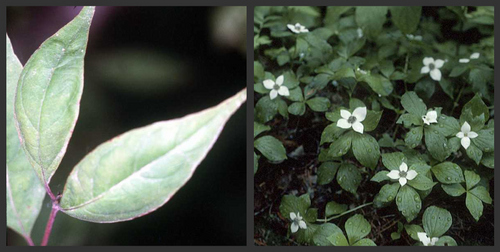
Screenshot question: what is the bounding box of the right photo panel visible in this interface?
[254,6,494,246]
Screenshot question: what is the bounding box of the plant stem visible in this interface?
[451,82,466,115]
[41,203,60,246]
[316,202,373,223]
[23,235,35,246]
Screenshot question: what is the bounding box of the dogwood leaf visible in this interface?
[6,34,45,242]
[345,214,371,245]
[352,133,380,169]
[396,185,421,222]
[337,163,361,194]
[422,206,452,237]
[389,7,422,34]
[254,135,287,162]
[60,89,246,222]
[431,162,464,184]
[14,6,95,184]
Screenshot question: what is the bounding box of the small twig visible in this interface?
[41,201,60,246]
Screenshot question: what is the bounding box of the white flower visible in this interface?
[406,34,422,41]
[357,28,363,38]
[263,75,289,100]
[417,232,439,246]
[356,67,367,75]
[459,53,480,63]
[456,121,478,150]
[290,212,307,233]
[470,52,480,59]
[287,23,309,34]
[422,110,438,125]
[459,58,470,63]
[421,57,445,81]
[387,162,418,186]
[337,107,367,134]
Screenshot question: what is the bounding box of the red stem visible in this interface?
[41,203,59,246]
[24,235,35,246]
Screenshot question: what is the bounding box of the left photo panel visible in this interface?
[6,6,247,245]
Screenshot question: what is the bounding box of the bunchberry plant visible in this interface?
[7,7,246,245]
[254,6,494,246]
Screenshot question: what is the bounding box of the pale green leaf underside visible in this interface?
[7,34,46,240]
[60,89,246,223]
[14,6,95,184]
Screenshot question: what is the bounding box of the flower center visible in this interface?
[273,84,280,90]
[347,116,357,124]
[295,24,301,30]
[463,132,468,137]
[399,171,407,178]
[429,63,435,70]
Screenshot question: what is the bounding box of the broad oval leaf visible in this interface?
[60,89,246,222]
[389,7,422,34]
[345,214,371,245]
[6,34,46,242]
[313,223,343,246]
[14,6,95,184]
[422,206,452,237]
[254,135,287,162]
[396,185,421,222]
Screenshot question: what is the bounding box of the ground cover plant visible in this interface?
[254,6,494,246]
[7,6,246,245]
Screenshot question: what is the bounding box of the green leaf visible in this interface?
[472,128,494,152]
[255,96,278,123]
[279,194,311,219]
[407,174,436,191]
[422,206,452,237]
[6,34,45,242]
[435,236,457,246]
[60,89,246,222]
[481,152,494,168]
[325,201,348,216]
[396,185,421,222]
[337,163,361,194]
[424,128,451,162]
[254,135,287,162]
[345,214,371,245]
[438,78,454,99]
[441,184,466,197]
[363,110,383,132]
[306,97,331,112]
[466,144,483,165]
[404,224,424,241]
[254,122,271,138]
[374,183,400,207]
[254,61,265,81]
[287,87,304,102]
[355,7,388,39]
[449,65,468,77]
[359,74,393,96]
[381,152,405,171]
[277,99,288,119]
[397,114,423,128]
[14,6,96,184]
[328,131,353,157]
[371,171,390,183]
[317,162,340,185]
[389,7,422,34]
[327,231,350,246]
[429,115,460,137]
[401,91,426,116]
[379,60,395,79]
[470,186,492,204]
[351,238,377,246]
[304,208,318,223]
[448,137,461,153]
[320,123,346,145]
[313,223,343,246]
[405,126,423,148]
[431,162,464,184]
[254,152,259,174]
[462,94,489,123]
[288,102,306,116]
[352,133,380,169]
[466,192,483,221]
[414,78,436,100]
[464,170,480,190]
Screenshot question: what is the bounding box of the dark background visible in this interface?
[7,6,246,245]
